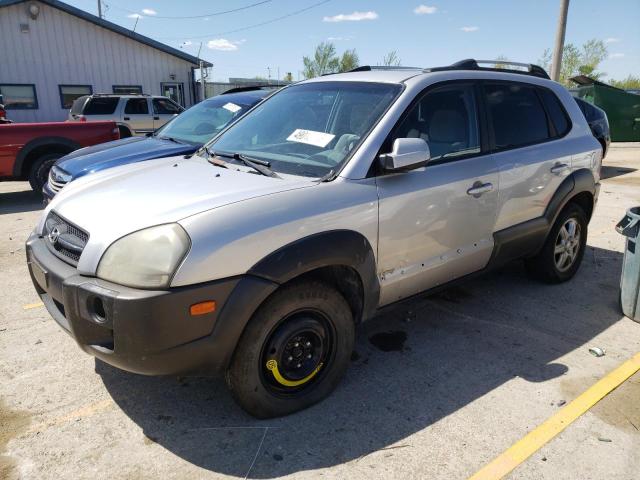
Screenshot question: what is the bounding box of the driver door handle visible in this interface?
[467,182,494,197]
[550,163,570,175]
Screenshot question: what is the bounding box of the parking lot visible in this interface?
[1,143,639,480]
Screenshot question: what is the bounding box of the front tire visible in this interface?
[28,153,63,192]
[226,280,354,418]
[525,203,588,283]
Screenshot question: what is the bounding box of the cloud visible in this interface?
[460,26,479,32]
[414,5,437,15]
[327,36,354,41]
[142,8,157,15]
[323,11,378,22]
[604,37,620,44]
[207,38,240,51]
[127,13,141,19]
[609,53,625,58]
[182,40,193,47]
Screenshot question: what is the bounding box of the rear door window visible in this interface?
[83,97,119,115]
[484,82,550,150]
[538,88,571,137]
[124,98,149,115]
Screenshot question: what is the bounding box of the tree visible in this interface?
[339,49,359,72]
[539,39,608,86]
[283,72,294,82]
[303,42,339,78]
[609,75,640,90]
[381,50,401,66]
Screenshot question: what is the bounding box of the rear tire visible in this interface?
[28,153,63,192]
[226,280,354,418]
[525,203,588,283]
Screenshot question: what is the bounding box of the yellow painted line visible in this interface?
[22,302,44,310]
[27,399,114,433]
[469,352,640,480]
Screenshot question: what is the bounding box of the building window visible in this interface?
[113,85,143,95]
[59,85,92,109]
[0,84,38,109]
[161,83,185,106]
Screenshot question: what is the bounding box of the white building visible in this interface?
[0,0,209,122]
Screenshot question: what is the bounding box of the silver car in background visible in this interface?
[27,60,602,418]
[69,93,184,137]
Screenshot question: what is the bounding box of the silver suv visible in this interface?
[27,60,601,418]
[69,94,184,137]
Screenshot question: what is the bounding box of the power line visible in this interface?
[156,0,332,40]
[110,0,272,19]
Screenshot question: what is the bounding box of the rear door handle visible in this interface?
[550,163,570,175]
[467,182,494,197]
[153,116,160,120]
[123,116,130,121]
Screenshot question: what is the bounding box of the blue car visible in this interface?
[44,87,272,201]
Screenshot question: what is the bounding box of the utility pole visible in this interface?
[97,0,103,18]
[267,67,271,82]
[550,0,570,82]
[199,61,207,101]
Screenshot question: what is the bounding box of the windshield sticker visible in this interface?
[286,129,335,148]
[222,102,242,113]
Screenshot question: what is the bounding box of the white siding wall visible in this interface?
[0,1,196,122]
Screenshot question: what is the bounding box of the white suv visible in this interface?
[28,60,601,418]
[68,94,184,137]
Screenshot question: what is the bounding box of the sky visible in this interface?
[67,0,640,82]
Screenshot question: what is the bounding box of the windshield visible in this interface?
[205,82,402,177]
[155,95,260,145]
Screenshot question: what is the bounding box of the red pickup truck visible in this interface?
[0,121,120,192]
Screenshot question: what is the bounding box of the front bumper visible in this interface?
[26,233,277,376]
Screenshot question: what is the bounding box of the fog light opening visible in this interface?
[92,297,106,323]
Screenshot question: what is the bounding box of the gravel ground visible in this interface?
[1,143,639,480]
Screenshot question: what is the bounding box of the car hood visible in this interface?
[41,155,317,275]
[56,136,197,179]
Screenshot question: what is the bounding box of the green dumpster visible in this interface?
[571,75,640,142]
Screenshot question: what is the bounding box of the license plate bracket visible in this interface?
[30,255,48,289]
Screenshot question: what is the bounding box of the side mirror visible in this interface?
[379,138,431,172]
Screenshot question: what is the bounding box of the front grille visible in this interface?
[43,211,89,265]
[48,169,68,193]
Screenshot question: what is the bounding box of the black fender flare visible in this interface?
[248,230,380,320]
[13,136,80,177]
[544,168,596,227]
[210,230,380,372]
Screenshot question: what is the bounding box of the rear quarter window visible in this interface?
[83,97,119,115]
[538,88,571,137]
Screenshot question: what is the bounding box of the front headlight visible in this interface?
[97,224,190,288]
[50,166,72,183]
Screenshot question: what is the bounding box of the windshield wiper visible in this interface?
[318,169,336,182]
[202,147,229,169]
[156,135,184,144]
[215,151,280,178]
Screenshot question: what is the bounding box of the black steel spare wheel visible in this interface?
[262,312,333,393]
[226,280,354,418]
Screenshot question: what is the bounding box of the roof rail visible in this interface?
[425,59,550,79]
[92,93,151,96]
[349,65,423,72]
